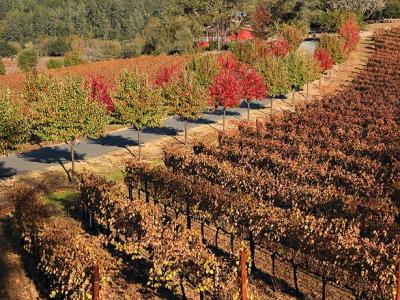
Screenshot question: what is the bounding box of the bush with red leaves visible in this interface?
[314,48,334,71]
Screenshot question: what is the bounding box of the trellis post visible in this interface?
[93,264,100,300]
[241,249,248,300]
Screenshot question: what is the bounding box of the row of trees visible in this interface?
[1,17,359,177]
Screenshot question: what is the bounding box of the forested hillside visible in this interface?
[0,0,161,41]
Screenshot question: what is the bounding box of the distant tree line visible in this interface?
[0,0,398,58]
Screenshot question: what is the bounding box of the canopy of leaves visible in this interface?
[0,59,5,75]
[209,69,242,109]
[17,49,38,73]
[169,71,208,121]
[31,74,109,144]
[239,65,268,101]
[186,55,220,89]
[0,87,29,154]
[0,41,17,57]
[256,56,290,97]
[287,52,320,90]
[314,48,334,71]
[114,69,164,131]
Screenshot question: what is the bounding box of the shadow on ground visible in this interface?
[0,162,16,180]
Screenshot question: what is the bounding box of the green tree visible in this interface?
[31,74,109,178]
[47,38,71,56]
[114,69,164,160]
[0,59,5,75]
[256,56,290,97]
[0,41,17,58]
[0,87,29,155]
[17,49,38,72]
[171,71,208,145]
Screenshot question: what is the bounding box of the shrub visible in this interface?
[0,59,5,75]
[256,56,290,97]
[277,23,308,49]
[63,51,85,67]
[122,37,145,58]
[318,34,346,64]
[17,49,38,72]
[208,41,219,51]
[86,40,122,61]
[339,16,360,53]
[0,41,17,58]
[46,58,64,69]
[47,38,71,56]
[314,48,334,71]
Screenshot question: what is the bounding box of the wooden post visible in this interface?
[241,249,248,300]
[270,98,273,114]
[397,262,400,300]
[93,264,100,300]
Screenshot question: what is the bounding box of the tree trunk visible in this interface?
[249,231,255,271]
[69,139,76,180]
[215,228,219,247]
[137,130,142,161]
[307,82,309,96]
[201,222,205,243]
[186,199,191,229]
[292,91,295,106]
[247,100,250,121]
[292,262,299,294]
[322,277,328,300]
[184,120,188,145]
[270,98,273,113]
[223,107,226,131]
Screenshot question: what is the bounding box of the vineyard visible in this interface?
[123,27,400,299]
[0,55,188,91]
[5,23,400,300]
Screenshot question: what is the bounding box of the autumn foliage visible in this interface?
[339,16,360,53]
[154,65,180,87]
[88,76,114,112]
[238,65,267,101]
[209,69,242,110]
[314,48,335,71]
[267,38,291,57]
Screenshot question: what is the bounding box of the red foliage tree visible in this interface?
[155,65,179,87]
[88,76,114,112]
[339,16,360,53]
[209,69,242,130]
[314,48,334,72]
[217,53,239,71]
[251,1,271,39]
[238,65,268,120]
[267,38,291,57]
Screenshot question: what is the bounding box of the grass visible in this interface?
[42,190,78,214]
[106,169,125,182]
